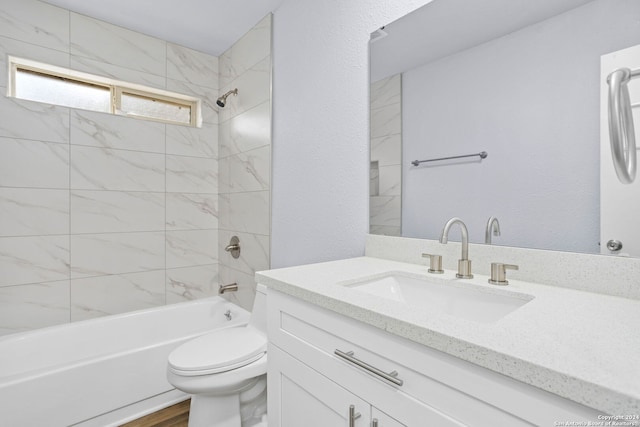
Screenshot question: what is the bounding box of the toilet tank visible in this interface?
[249,283,267,335]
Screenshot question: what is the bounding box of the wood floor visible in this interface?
[120,399,190,427]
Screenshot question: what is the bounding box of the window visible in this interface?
[9,57,200,127]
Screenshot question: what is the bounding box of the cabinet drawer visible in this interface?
[267,288,600,426]
[269,342,464,427]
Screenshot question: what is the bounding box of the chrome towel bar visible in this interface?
[411,151,487,166]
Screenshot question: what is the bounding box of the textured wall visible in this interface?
[271,0,431,268]
[0,0,220,334]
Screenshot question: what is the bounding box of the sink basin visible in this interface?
[342,271,533,323]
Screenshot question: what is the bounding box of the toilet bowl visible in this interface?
[167,285,268,427]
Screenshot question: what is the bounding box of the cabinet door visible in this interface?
[372,407,406,427]
[269,344,371,427]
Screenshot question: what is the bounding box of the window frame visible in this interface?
[8,57,201,127]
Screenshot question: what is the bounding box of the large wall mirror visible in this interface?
[369,0,640,257]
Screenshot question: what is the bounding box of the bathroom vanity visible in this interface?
[257,236,640,426]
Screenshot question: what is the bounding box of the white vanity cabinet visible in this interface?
[266,288,601,427]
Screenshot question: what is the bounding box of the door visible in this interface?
[268,344,371,427]
[601,43,640,257]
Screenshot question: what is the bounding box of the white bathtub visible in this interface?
[0,297,249,427]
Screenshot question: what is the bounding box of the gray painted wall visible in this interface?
[271,0,431,268]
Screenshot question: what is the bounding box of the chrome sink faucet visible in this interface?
[485,216,501,244]
[440,217,473,279]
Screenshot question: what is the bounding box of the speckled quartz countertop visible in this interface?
[256,256,640,416]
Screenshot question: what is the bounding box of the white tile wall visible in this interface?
[0,35,70,85]
[370,74,402,236]
[0,2,271,333]
[71,110,166,153]
[219,15,271,88]
[227,191,270,236]
[167,43,219,89]
[219,230,269,276]
[228,145,271,192]
[70,13,166,75]
[166,79,219,125]
[0,138,69,188]
[0,96,70,143]
[166,230,218,269]
[370,102,402,139]
[70,232,165,278]
[219,101,271,158]
[219,56,271,123]
[166,122,218,158]
[70,56,166,90]
[218,15,272,311]
[166,193,219,231]
[370,196,402,228]
[370,74,402,109]
[0,0,69,51]
[0,236,69,287]
[0,188,69,236]
[166,155,218,193]
[219,265,257,311]
[371,134,402,166]
[0,0,226,334]
[0,280,70,335]
[70,191,165,234]
[70,146,165,192]
[70,270,165,321]
[166,264,219,304]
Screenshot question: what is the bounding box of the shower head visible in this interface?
[216,88,238,108]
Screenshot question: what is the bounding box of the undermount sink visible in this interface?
[342,271,533,323]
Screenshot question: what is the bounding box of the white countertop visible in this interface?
[256,256,640,416]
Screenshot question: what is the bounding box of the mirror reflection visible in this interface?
[369,0,640,256]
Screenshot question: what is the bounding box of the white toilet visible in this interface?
[167,284,268,427]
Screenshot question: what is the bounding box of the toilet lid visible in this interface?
[169,327,267,374]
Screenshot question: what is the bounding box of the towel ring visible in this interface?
[607,67,638,184]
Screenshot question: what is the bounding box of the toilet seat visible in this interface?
[168,326,267,376]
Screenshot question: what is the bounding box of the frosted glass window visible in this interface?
[9,59,200,127]
[14,68,110,112]
[119,91,191,125]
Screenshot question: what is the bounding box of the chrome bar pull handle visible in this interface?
[335,349,403,386]
[372,419,379,427]
[349,405,361,427]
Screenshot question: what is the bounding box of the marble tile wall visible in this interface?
[0,0,220,335]
[370,74,402,236]
[218,15,272,311]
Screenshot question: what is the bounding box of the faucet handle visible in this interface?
[488,263,519,285]
[422,253,444,274]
